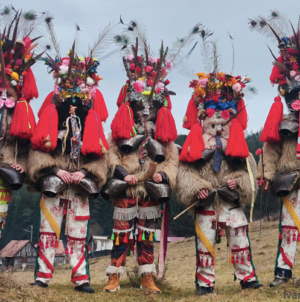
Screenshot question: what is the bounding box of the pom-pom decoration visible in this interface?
[155,106,177,143]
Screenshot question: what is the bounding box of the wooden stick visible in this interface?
[173,201,199,220]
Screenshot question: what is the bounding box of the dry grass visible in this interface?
[2,219,300,301]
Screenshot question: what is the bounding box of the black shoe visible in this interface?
[241,280,264,290]
[195,286,214,296]
[270,277,289,287]
[74,283,95,294]
[30,281,48,288]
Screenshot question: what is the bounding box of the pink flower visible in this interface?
[148,56,156,64]
[206,108,215,117]
[165,60,173,70]
[15,59,22,65]
[290,70,297,78]
[61,58,70,66]
[156,82,164,89]
[155,88,162,94]
[125,54,134,62]
[145,66,153,73]
[221,110,230,119]
[136,80,145,87]
[199,78,208,88]
[133,82,143,93]
[232,83,242,92]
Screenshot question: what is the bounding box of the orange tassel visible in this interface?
[115,234,120,246]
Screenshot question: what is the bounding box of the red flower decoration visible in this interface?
[135,67,141,74]
[255,148,262,156]
[220,110,230,119]
[206,108,215,118]
[212,95,219,103]
[291,99,300,111]
[147,79,154,86]
[130,63,135,70]
[164,79,170,86]
[137,56,141,62]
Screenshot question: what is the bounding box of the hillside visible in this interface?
[1,218,299,302]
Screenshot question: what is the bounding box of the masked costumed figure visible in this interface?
[101,20,195,292]
[0,7,42,236]
[250,11,300,287]
[28,19,112,293]
[176,28,263,295]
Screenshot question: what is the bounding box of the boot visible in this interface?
[74,283,95,294]
[140,272,161,294]
[30,280,48,288]
[270,277,289,287]
[195,286,214,296]
[240,280,263,290]
[103,273,120,292]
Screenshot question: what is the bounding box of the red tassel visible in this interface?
[279,232,283,240]
[38,92,54,118]
[81,244,84,253]
[240,255,244,265]
[226,119,249,159]
[87,244,91,251]
[65,246,69,255]
[81,109,108,157]
[22,67,38,101]
[235,255,239,264]
[297,233,300,242]
[237,98,247,130]
[46,241,49,249]
[219,228,222,237]
[138,230,142,242]
[248,252,251,262]
[70,246,73,255]
[205,258,209,266]
[94,89,108,122]
[10,98,36,140]
[123,232,128,244]
[182,98,198,130]
[31,104,58,152]
[293,232,296,241]
[179,121,205,162]
[116,84,128,107]
[154,106,177,143]
[231,255,234,264]
[287,234,290,245]
[259,96,283,143]
[111,102,136,141]
[200,257,204,267]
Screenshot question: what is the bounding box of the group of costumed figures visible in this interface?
[1,5,300,296]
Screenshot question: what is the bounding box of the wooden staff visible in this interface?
[173,201,199,220]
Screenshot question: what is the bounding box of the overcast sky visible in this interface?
[4,0,300,135]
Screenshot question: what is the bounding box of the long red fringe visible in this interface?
[155,107,177,143]
[183,98,198,130]
[10,98,36,140]
[81,109,108,157]
[237,98,247,130]
[226,119,249,159]
[116,84,128,107]
[260,96,283,143]
[111,102,136,141]
[94,89,108,122]
[179,122,205,162]
[38,92,54,118]
[31,104,58,152]
[23,68,38,101]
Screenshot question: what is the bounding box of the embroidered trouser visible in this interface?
[35,189,90,287]
[106,197,161,276]
[195,210,257,287]
[274,190,300,279]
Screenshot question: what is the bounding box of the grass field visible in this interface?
[1,218,300,301]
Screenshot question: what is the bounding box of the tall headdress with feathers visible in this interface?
[0,6,45,140]
[31,18,114,158]
[249,10,300,146]
[111,20,202,143]
[180,26,257,163]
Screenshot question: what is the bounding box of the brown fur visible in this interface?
[176,153,257,209]
[257,137,300,181]
[107,133,179,199]
[27,147,109,191]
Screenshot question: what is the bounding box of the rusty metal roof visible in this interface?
[0,240,31,258]
[56,240,65,256]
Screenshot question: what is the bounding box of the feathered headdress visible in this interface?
[32,18,113,157]
[180,26,256,162]
[249,10,300,144]
[111,20,202,143]
[0,6,44,140]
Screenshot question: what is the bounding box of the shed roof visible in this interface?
[0,240,33,258]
